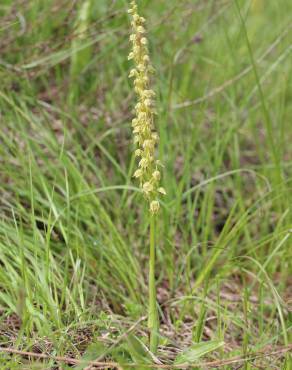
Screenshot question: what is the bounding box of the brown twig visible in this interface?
[0,344,291,369]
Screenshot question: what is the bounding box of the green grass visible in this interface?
[0,0,291,368]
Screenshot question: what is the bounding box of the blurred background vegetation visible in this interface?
[0,0,291,368]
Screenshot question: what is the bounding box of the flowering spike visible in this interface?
[128,0,165,214]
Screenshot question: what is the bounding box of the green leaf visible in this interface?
[121,334,152,370]
[75,342,107,370]
[174,340,224,365]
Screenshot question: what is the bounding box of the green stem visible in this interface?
[148,213,159,353]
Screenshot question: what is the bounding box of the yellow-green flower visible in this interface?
[128,0,166,214]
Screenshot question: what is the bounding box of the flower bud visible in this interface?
[152,170,161,181]
[137,26,145,33]
[158,187,166,195]
[150,200,160,214]
[128,52,134,60]
[144,99,152,107]
[135,149,142,157]
[133,169,143,178]
[139,158,148,168]
[128,68,137,77]
[143,182,153,194]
